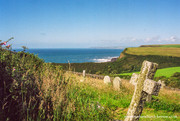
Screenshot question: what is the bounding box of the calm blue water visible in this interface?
[15,48,123,63]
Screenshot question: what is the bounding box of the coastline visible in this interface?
[94,57,118,63]
[16,48,123,63]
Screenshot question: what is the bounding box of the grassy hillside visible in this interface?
[161,44,180,48]
[125,47,180,57]
[56,52,180,75]
[56,45,180,76]
[1,48,180,120]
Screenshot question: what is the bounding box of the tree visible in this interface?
[21,46,28,52]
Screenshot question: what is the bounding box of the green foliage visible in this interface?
[56,52,180,76]
[154,75,180,89]
[57,84,112,120]
[145,97,180,112]
[1,41,180,120]
[116,67,180,88]
[0,50,44,120]
[0,37,14,50]
[21,46,28,52]
[0,48,112,120]
[117,67,180,77]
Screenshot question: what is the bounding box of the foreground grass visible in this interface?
[125,47,180,57]
[67,73,180,120]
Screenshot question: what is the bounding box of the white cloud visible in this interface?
[128,36,180,45]
[91,35,180,48]
[165,36,180,42]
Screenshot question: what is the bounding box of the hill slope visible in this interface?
[57,46,180,75]
[124,47,180,57]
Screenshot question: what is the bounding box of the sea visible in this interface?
[15,48,123,63]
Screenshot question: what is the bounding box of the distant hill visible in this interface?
[90,46,126,49]
[123,46,180,57]
[140,44,180,48]
[56,44,180,76]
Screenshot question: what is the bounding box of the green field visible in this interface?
[125,47,180,57]
[118,67,180,77]
[161,44,180,48]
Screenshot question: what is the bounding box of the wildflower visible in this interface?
[0,42,7,45]
[13,67,16,71]
[3,42,7,45]
[6,44,11,49]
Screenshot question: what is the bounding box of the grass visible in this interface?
[118,66,180,78]
[161,44,180,48]
[125,47,180,57]
[68,73,180,121]
[1,48,180,120]
[155,67,180,77]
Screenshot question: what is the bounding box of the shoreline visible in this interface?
[94,57,118,63]
[52,57,119,64]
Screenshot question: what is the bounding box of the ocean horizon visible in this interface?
[15,48,123,63]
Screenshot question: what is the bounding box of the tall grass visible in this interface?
[0,50,112,120]
[1,48,180,121]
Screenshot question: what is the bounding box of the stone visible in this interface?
[113,77,121,91]
[125,60,161,121]
[80,70,86,82]
[158,80,166,88]
[130,73,160,102]
[130,73,139,86]
[104,76,111,84]
[143,79,161,96]
[83,70,86,77]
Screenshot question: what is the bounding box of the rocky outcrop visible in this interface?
[110,57,118,62]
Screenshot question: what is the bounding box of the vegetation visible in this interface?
[161,44,180,48]
[55,45,180,89]
[0,39,111,120]
[125,47,180,57]
[117,67,180,78]
[1,40,180,120]
[115,67,180,89]
[56,52,180,75]
[140,44,180,48]
[67,75,180,121]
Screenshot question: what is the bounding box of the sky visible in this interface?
[0,0,180,48]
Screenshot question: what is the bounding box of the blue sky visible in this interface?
[0,0,180,48]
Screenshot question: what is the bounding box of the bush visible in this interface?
[172,72,180,78]
[0,50,43,120]
[0,39,111,120]
[154,74,180,89]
